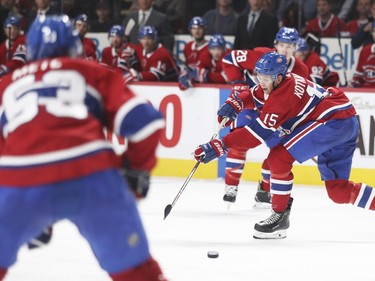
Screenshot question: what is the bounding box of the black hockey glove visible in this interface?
[123,169,150,199]
[28,226,53,250]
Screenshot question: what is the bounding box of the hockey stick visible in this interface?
[172,54,194,72]
[337,20,348,87]
[7,26,11,61]
[163,118,228,220]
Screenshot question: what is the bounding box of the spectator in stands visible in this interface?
[279,2,303,30]
[60,0,84,19]
[101,24,138,72]
[0,15,26,76]
[113,0,137,22]
[277,0,316,29]
[233,0,278,50]
[154,0,188,34]
[25,0,59,31]
[349,21,375,87]
[122,0,174,52]
[124,25,177,83]
[295,37,339,86]
[189,0,216,17]
[351,0,375,49]
[305,0,348,37]
[346,0,371,36]
[192,34,231,84]
[202,0,238,36]
[178,16,209,90]
[74,14,97,61]
[90,1,115,32]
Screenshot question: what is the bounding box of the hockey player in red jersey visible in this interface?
[221,27,308,207]
[192,34,231,84]
[0,16,27,77]
[194,51,374,239]
[74,14,97,61]
[349,21,375,88]
[0,15,167,281]
[178,16,210,90]
[295,37,339,87]
[101,24,138,73]
[124,25,177,83]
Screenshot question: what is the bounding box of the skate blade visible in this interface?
[252,201,271,209]
[226,201,233,210]
[253,229,287,239]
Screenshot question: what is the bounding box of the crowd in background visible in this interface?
[0,0,370,37]
[0,0,375,88]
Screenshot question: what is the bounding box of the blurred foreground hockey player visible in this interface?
[194,51,374,239]
[0,15,167,281]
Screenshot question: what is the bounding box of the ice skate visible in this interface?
[253,198,293,239]
[253,181,271,209]
[223,185,238,204]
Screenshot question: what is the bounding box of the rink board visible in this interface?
[129,83,375,186]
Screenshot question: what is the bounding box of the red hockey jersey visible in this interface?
[305,15,348,37]
[195,49,232,83]
[134,43,176,81]
[223,74,356,151]
[301,51,328,84]
[83,37,97,61]
[183,40,209,68]
[0,58,164,187]
[0,34,27,72]
[351,43,375,88]
[101,42,137,69]
[222,49,308,85]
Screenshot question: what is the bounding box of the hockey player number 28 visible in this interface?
[3,70,88,135]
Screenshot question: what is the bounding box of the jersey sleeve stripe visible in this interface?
[316,102,353,120]
[114,97,164,141]
[128,118,164,142]
[114,97,147,134]
[244,125,265,143]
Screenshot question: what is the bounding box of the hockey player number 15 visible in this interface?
[263,113,278,127]
[2,70,88,135]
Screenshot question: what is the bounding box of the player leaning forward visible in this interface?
[194,51,375,239]
[0,15,167,280]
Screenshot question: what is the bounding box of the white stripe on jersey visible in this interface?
[0,140,113,167]
[244,125,265,143]
[316,101,352,120]
[128,118,165,142]
[87,84,103,103]
[114,96,148,135]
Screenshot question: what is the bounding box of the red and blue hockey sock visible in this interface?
[225,148,246,186]
[260,159,270,192]
[325,179,375,210]
[267,145,294,212]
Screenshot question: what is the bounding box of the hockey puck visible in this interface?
[207,251,219,258]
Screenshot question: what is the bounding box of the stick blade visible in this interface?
[163,204,172,220]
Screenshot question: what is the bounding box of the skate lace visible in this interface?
[262,212,282,225]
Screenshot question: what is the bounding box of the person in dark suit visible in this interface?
[25,0,60,32]
[122,0,174,52]
[234,0,278,50]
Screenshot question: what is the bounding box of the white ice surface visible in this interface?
[6,177,375,281]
